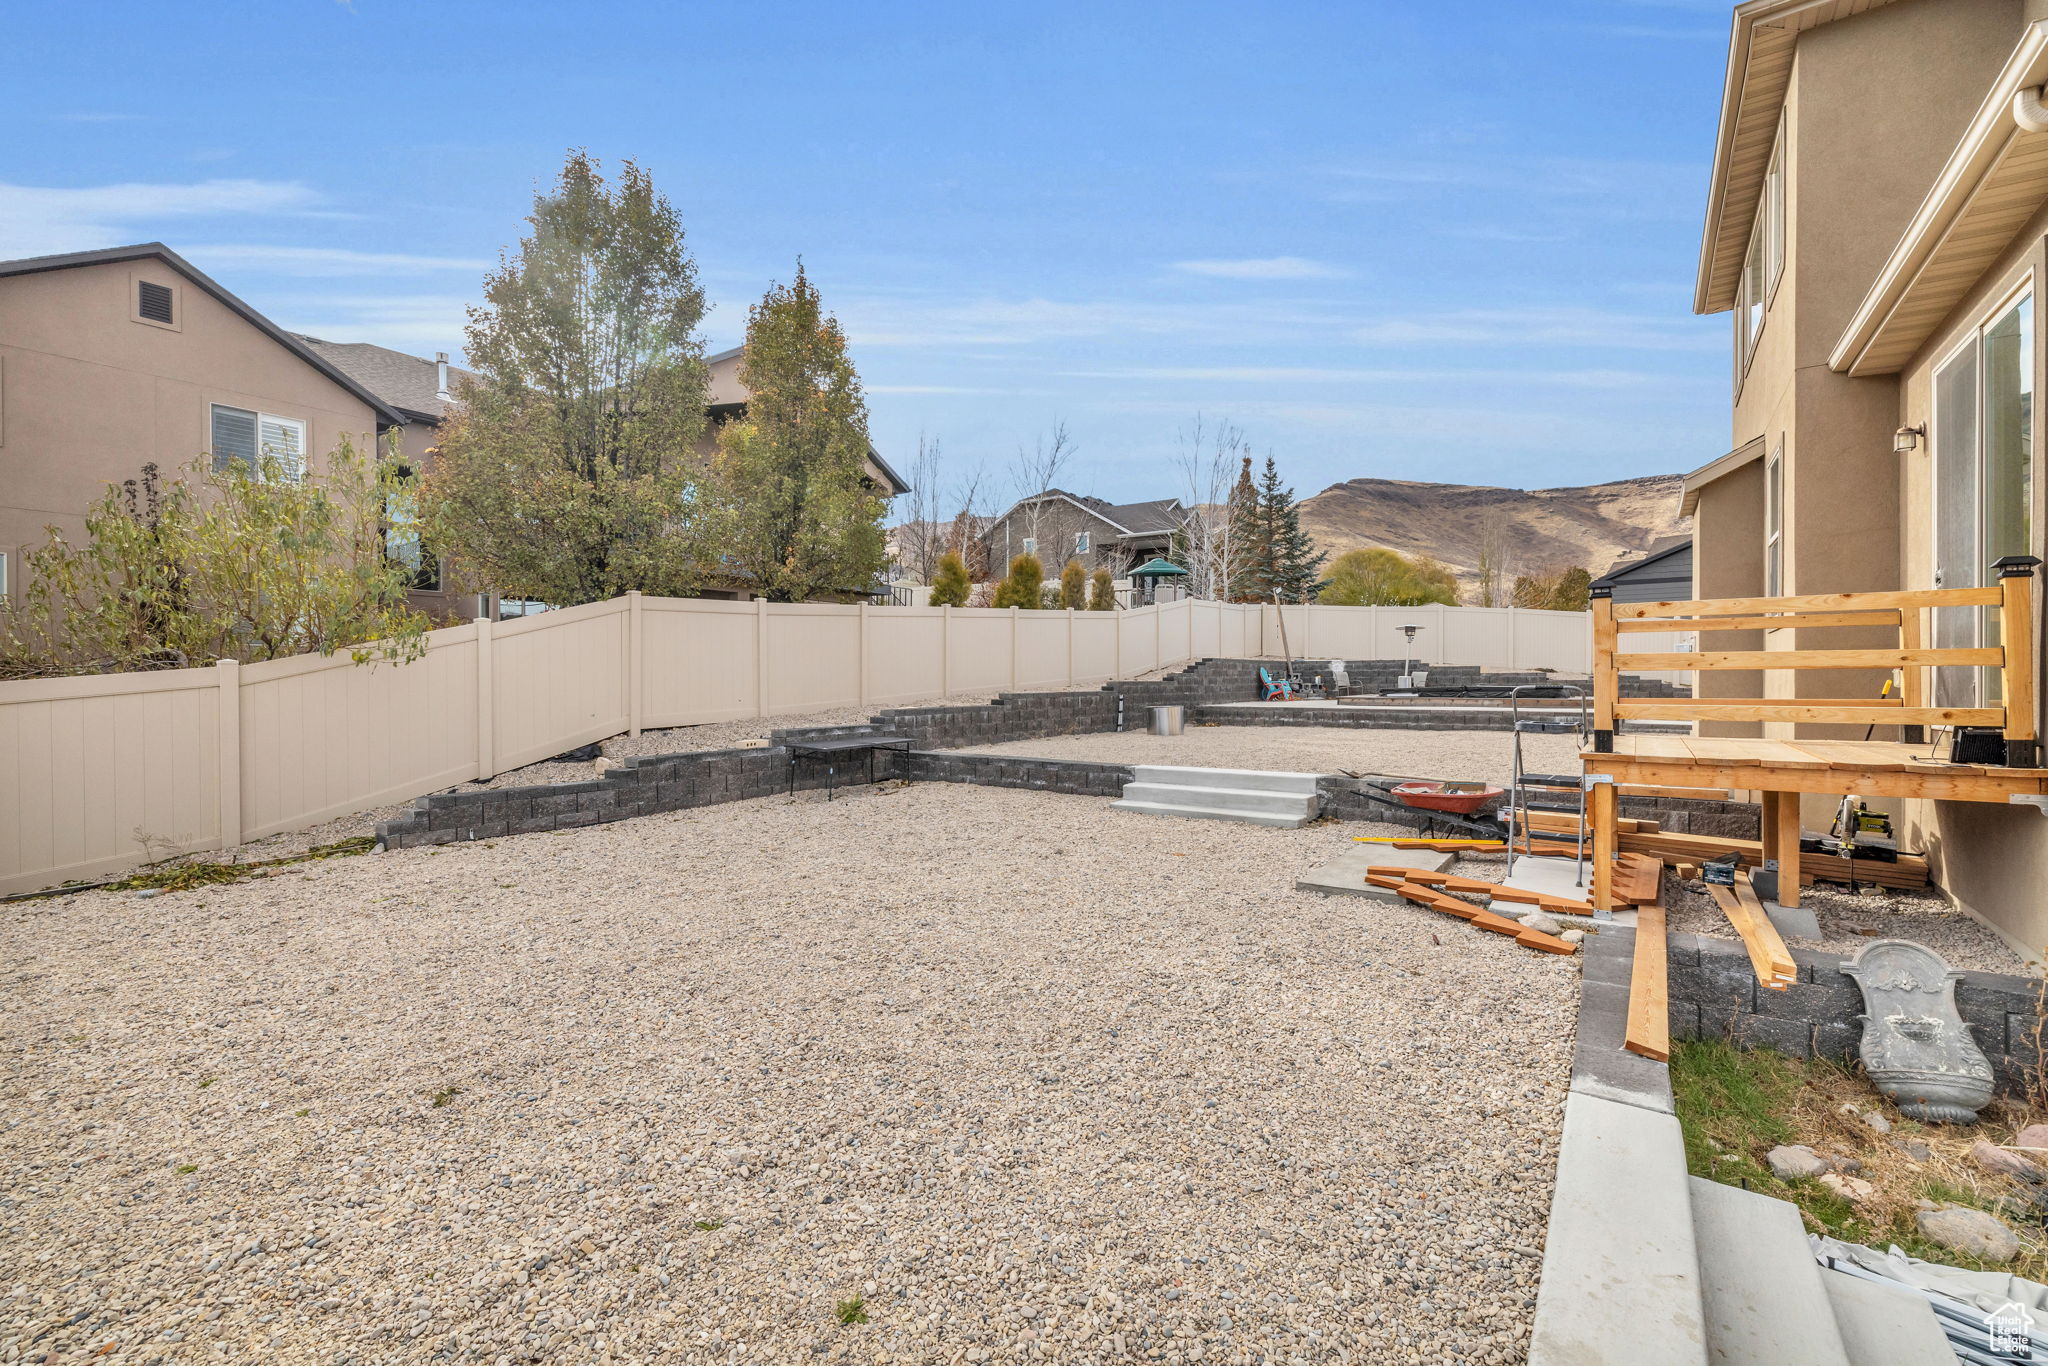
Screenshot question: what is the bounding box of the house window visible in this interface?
[0,550,8,597]
[1022,537,1036,555]
[384,484,440,591]
[209,404,306,478]
[1763,444,1783,598]
[1074,531,1090,554]
[1933,288,2033,706]
[1734,120,1785,386]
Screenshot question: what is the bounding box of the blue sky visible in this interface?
[1,1,1735,505]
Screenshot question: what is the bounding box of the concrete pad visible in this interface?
[1528,1093,1708,1366]
[1690,1177,1851,1366]
[1484,854,1637,927]
[1294,845,1455,900]
[1765,901,1822,940]
[1819,1268,1955,1366]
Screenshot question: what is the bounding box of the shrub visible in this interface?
[928,549,971,607]
[1059,558,1086,609]
[1088,567,1115,611]
[991,553,1044,609]
[1318,548,1458,607]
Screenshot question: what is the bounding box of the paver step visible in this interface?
[1108,798,1315,829]
[1818,1267,1953,1366]
[1690,1176,1851,1366]
[1129,765,1326,794]
[1118,782,1318,818]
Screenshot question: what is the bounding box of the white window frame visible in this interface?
[1074,531,1090,554]
[0,550,8,598]
[209,404,307,479]
[1764,442,1784,600]
[1021,536,1037,555]
[1734,118,1786,389]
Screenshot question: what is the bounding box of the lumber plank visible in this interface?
[1592,594,1618,732]
[1616,647,2000,672]
[1516,927,1580,955]
[1469,910,1527,937]
[1364,873,1409,890]
[2003,570,2037,743]
[1590,779,1617,911]
[1376,867,1452,883]
[1488,885,1596,913]
[1778,740,1910,771]
[1772,797,1802,909]
[1900,605,1927,709]
[1705,879,1796,990]
[1625,899,1670,1061]
[1618,784,1734,801]
[1614,609,1902,632]
[1612,586,2001,619]
[1615,701,2002,726]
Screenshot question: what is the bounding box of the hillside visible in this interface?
[1297,473,1688,593]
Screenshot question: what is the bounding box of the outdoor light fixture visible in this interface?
[1894,425,1925,453]
[1397,624,1426,691]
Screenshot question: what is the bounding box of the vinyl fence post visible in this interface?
[1009,606,1020,691]
[1113,606,1123,681]
[1506,606,1520,672]
[941,605,953,700]
[755,596,770,719]
[475,614,496,781]
[216,659,241,852]
[858,600,871,709]
[626,591,643,738]
[1066,607,1076,685]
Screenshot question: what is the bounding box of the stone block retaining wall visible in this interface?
[1668,931,2044,1097]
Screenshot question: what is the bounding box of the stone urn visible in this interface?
[1841,940,1995,1123]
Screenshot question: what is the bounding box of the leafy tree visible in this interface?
[1242,456,1326,602]
[1,442,427,678]
[708,263,886,601]
[421,151,711,607]
[1059,558,1087,609]
[1510,565,1595,611]
[1088,566,1115,611]
[991,553,1044,609]
[928,549,971,607]
[1318,547,1458,607]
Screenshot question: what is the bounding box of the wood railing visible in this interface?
[1589,556,2040,764]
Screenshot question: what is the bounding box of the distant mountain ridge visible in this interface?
[1298,473,1689,594]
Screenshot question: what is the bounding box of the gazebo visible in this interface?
[1128,557,1189,606]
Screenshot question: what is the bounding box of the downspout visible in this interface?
[2016,84,2048,134]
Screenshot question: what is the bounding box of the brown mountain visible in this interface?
[1298,473,1689,593]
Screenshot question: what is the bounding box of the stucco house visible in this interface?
[981,489,1187,581]
[1682,0,2048,950]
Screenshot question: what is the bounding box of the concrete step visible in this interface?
[1129,765,1325,794]
[1117,782,1318,819]
[1529,1093,1707,1366]
[1689,1177,1851,1366]
[1107,798,1314,829]
[1818,1267,1954,1366]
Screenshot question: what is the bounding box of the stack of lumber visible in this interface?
[1702,870,1796,992]
[1364,866,1580,955]
[1522,809,1929,890]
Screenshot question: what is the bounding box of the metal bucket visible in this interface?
[1148,705,1186,736]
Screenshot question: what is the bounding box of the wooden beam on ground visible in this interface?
[1625,898,1670,1062]
[1704,880,1796,990]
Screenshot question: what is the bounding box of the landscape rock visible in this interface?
[1916,1206,2021,1263]
[1971,1141,2043,1182]
[1766,1145,1832,1180]
[1891,1138,1933,1162]
[1520,912,1563,936]
[2015,1123,2048,1154]
[1819,1172,1877,1204]
[1559,929,1585,946]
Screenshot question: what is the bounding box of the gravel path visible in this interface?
[4,782,1575,1365]
[958,726,1583,788]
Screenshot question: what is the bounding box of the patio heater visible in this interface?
[1397,624,1427,691]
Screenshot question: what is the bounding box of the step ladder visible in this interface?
[1505,684,1591,887]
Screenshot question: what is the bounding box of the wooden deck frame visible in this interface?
[1589,563,2040,759]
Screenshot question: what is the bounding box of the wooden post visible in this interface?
[1898,607,1925,708]
[755,596,770,719]
[626,591,643,738]
[1590,585,1618,752]
[1774,788,1802,908]
[216,659,241,851]
[1589,777,1616,910]
[858,601,871,709]
[474,614,496,781]
[1758,790,1780,873]
[941,605,953,700]
[1996,556,2041,765]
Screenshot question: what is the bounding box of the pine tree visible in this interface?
[992,553,1043,609]
[1548,566,1593,612]
[1224,455,1260,602]
[1246,457,1325,602]
[1059,559,1086,609]
[928,549,971,607]
[1087,567,1115,611]
[708,263,885,602]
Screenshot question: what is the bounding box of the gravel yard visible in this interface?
[4,780,1576,1365]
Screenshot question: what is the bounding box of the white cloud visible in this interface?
[0,178,322,258]
[1168,256,1349,280]
[183,244,493,276]
[276,293,472,352]
[1351,305,1719,351]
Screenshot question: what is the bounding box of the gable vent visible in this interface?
[137,280,174,324]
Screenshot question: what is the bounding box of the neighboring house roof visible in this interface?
[1679,435,1767,515]
[1596,537,1694,606]
[1830,21,2048,375]
[0,242,407,426]
[290,335,477,424]
[1695,0,1906,314]
[992,489,1186,538]
[1597,535,1692,585]
[699,343,910,496]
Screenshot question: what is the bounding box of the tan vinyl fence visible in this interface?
[0,595,1586,895]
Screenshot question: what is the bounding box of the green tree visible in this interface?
[928,549,971,607]
[707,263,886,601]
[1243,456,1326,602]
[1318,547,1458,607]
[421,151,711,607]
[1547,566,1594,612]
[1224,454,1260,602]
[1087,566,1115,611]
[1,442,427,678]
[992,553,1044,609]
[1059,558,1086,609]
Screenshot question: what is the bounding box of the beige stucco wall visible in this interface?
[0,260,379,584]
